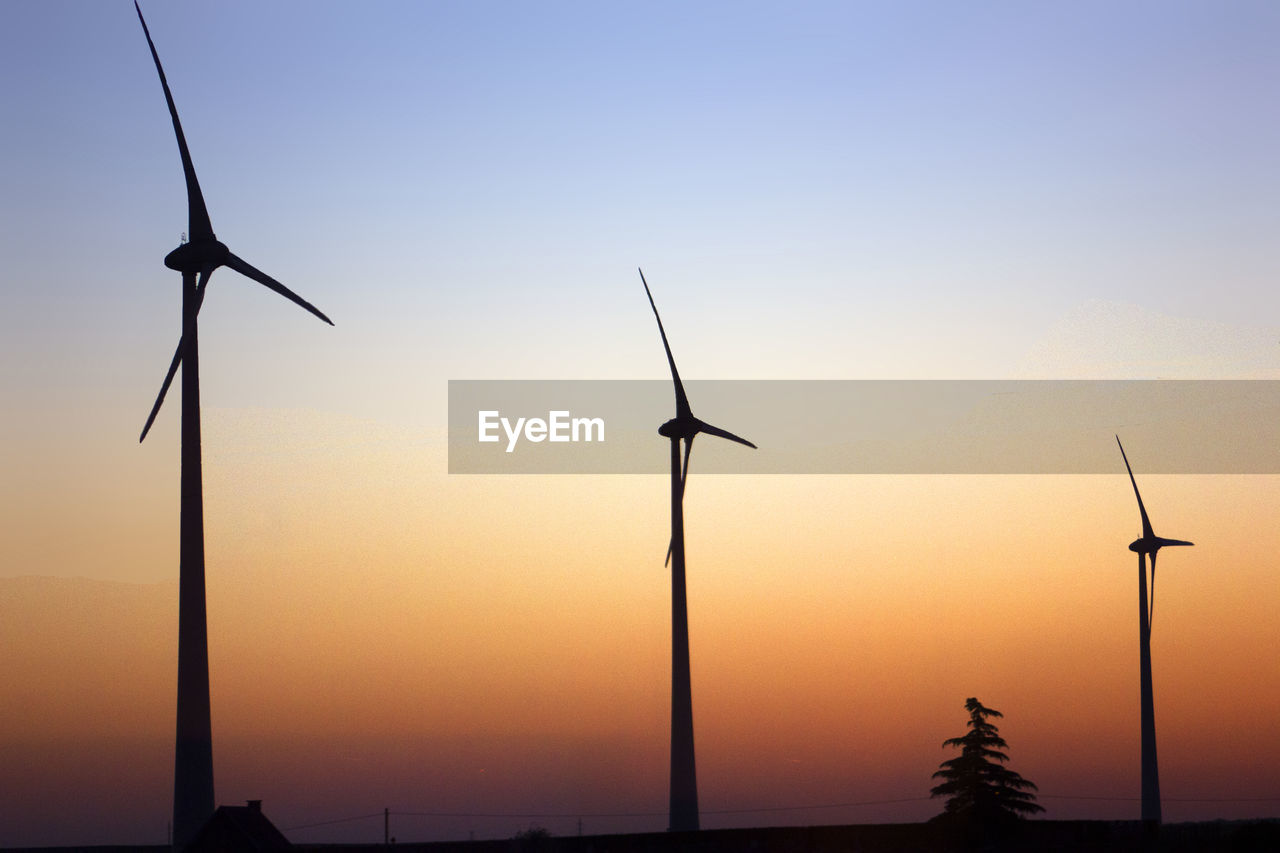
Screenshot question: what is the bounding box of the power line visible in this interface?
[1163,797,1280,803]
[286,793,1280,833]
[395,797,934,820]
[1041,794,1280,804]
[284,812,385,832]
[397,810,660,819]
[287,798,932,830]
[705,797,935,815]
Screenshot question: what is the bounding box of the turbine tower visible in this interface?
[134,4,332,846]
[1116,436,1193,828]
[639,269,755,832]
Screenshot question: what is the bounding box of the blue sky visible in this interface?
[4,2,1277,420]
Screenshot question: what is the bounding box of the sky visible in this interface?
[2,0,1279,846]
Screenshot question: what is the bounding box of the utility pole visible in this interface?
[384,807,389,845]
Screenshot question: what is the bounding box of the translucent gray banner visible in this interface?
[447,380,1280,474]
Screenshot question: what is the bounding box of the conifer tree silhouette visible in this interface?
[930,697,1044,823]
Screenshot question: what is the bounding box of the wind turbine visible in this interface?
[1116,436,1193,829]
[639,268,755,832]
[133,4,332,846]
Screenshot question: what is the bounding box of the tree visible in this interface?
[512,824,551,851]
[930,697,1044,823]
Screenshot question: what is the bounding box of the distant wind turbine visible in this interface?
[1116,436,1193,829]
[134,3,332,846]
[639,268,755,832]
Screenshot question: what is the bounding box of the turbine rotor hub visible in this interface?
[1130,538,1156,554]
[165,237,227,273]
[659,416,698,440]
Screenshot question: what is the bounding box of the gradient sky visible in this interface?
[2,1,1279,846]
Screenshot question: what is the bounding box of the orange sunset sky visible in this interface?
[3,1,1280,846]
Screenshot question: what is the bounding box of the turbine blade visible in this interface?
[1116,436,1155,541]
[1149,550,1157,630]
[1138,550,1150,639]
[664,435,695,568]
[193,265,212,311]
[1157,537,1194,548]
[681,433,695,497]
[139,337,184,443]
[224,252,334,325]
[638,268,691,419]
[139,266,215,442]
[695,418,757,449]
[134,2,214,242]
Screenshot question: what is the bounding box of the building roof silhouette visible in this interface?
[183,800,291,853]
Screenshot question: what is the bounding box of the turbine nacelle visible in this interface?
[658,417,688,439]
[165,238,228,274]
[1129,536,1194,555]
[659,414,712,441]
[659,414,756,448]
